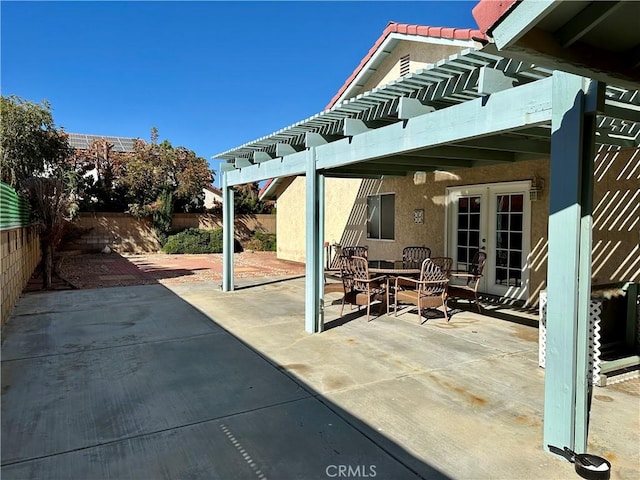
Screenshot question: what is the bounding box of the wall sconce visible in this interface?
[530,176,545,201]
[414,209,424,224]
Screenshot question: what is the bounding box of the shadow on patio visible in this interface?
[1,280,444,479]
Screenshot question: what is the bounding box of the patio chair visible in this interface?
[447,251,487,312]
[402,246,431,269]
[342,245,368,259]
[325,245,368,293]
[340,255,387,321]
[430,256,453,277]
[393,258,449,323]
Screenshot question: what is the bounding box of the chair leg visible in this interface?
[442,299,449,322]
[366,303,371,322]
[475,293,482,313]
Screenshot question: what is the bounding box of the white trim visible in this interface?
[333,32,479,106]
[446,180,533,300]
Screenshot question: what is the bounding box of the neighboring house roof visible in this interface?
[326,22,485,109]
[67,133,138,153]
[204,184,222,196]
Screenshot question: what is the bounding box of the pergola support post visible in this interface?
[222,173,235,292]
[305,147,324,333]
[544,72,598,454]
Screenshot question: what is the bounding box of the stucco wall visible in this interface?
[361,41,469,92]
[274,147,639,306]
[1,226,40,325]
[69,213,277,253]
[277,177,363,263]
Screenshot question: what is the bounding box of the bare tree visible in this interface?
[22,177,77,288]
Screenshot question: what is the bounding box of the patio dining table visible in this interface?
[368,260,421,276]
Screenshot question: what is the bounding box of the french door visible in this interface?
[446,181,532,299]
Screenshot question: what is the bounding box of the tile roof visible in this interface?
[472,0,518,35]
[325,22,486,109]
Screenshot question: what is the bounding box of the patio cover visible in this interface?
[213,6,639,457]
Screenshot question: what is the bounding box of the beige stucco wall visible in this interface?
[277,177,363,263]
[274,147,639,306]
[361,40,470,92]
[1,226,40,325]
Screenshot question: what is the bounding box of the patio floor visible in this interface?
[2,273,638,479]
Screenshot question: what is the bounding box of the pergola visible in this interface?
[214,0,639,457]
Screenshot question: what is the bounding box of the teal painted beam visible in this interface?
[397,97,434,119]
[491,0,558,50]
[222,174,235,292]
[574,80,601,451]
[305,148,322,333]
[316,77,553,170]
[478,67,516,95]
[317,172,326,332]
[224,79,552,187]
[225,150,307,186]
[544,72,593,455]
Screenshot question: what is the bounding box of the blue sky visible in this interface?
[1,1,478,185]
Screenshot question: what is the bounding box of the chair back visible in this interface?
[350,256,371,292]
[466,251,487,288]
[419,259,449,296]
[342,245,368,259]
[430,257,453,277]
[402,246,431,269]
[339,255,370,292]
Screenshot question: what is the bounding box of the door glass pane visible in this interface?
[511,213,523,232]
[496,232,508,249]
[469,213,480,230]
[494,194,524,287]
[456,196,481,271]
[497,214,509,231]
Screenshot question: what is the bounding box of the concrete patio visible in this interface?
[2,277,638,479]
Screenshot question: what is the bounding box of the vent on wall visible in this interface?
[400,54,410,76]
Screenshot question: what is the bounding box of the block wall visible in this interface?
[1,227,40,325]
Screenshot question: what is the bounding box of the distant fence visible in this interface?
[1,182,41,325]
[65,212,277,253]
[0,182,31,230]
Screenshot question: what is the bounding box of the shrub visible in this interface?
[244,231,276,251]
[162,228,242,254]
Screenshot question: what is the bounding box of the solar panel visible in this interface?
[67,133,138,153]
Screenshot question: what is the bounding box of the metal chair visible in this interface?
[402,246,431,269]
[342,245,368,259]
[430,256,453,277]
[325,245,368,293]
[393,258,449,323]
[447,251,487,312]
[340,255,387,321]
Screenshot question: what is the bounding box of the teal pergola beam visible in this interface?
[222,173,234,292]
[305,147,325,333]
[544,71,598,454]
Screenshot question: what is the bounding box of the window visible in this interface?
[367,194,395,240]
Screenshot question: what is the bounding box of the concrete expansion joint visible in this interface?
[0,396,313,469]
[0,331,225,363]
